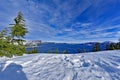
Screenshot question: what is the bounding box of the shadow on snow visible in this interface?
[0,63,27,80]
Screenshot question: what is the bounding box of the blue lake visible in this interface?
[26,43,107,54]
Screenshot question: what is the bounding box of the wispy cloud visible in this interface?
[0,0,120,43]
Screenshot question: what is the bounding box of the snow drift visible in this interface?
[0,50,120,80]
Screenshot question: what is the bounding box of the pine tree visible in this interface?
[77,48,81,53]
[0,12,28,57]
[0,29,7,56]
[109,43,116,50]
[10,12,28,44]
[116,39,120,49]
[28,47,38,54]
[83,49,86,53]
[92,43,101,52]
[56,48,59,54]
[48,50,51,53]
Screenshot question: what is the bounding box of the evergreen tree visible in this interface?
[0,12,28,57]
[28,47,38,54]
[83,49,86,53]
[10,12,28,44]
[116,42,120,49]
[0,29,7,56]
[0,29,27,57]
[77,48,81,53]
[92,43,101,52]
[116,39,120,49]
[48,50,51,53]
[56,48,59,54]
[109,43,116,50]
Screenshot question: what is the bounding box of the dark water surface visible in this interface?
[26,43,106,54]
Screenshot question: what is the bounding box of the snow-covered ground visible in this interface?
[0,50,120,80]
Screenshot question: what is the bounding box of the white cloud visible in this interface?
[0,0,120,43]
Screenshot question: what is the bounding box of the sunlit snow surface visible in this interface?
[0,50,120,80]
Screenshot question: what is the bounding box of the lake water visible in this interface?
[26,43,102,54]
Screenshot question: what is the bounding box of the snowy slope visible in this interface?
[0,50,120,80]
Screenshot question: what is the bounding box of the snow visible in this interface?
[0,50,120,80]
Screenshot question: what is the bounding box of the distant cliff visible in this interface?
[25,40,42,47]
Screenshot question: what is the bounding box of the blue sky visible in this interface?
[0,0,120,43]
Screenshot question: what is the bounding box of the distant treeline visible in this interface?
[92,42,120,52]
[27,41,120,54]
